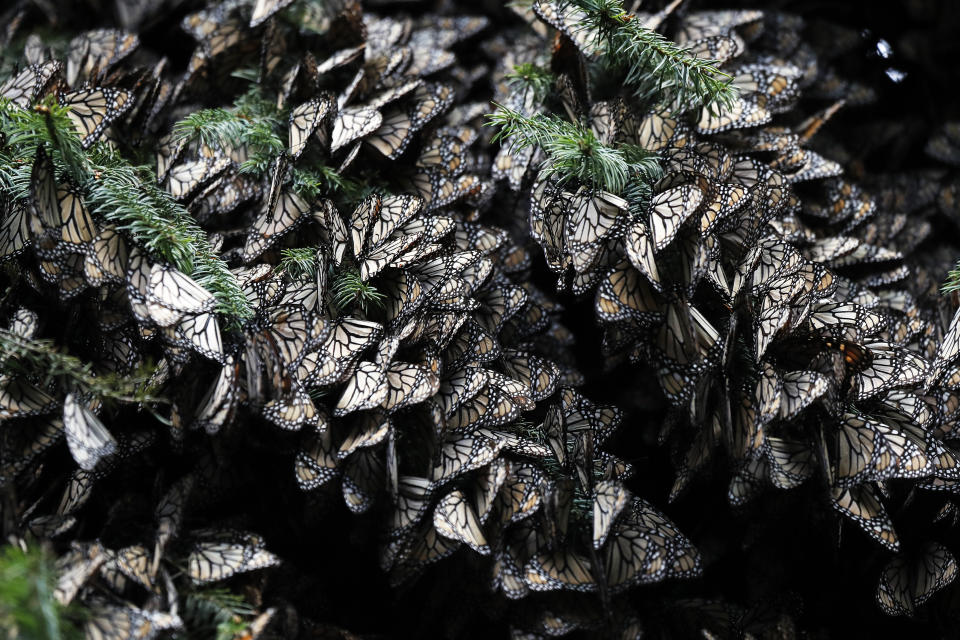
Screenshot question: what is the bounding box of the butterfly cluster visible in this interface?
[3,0,960,638]
[497,1,960,632]
[0,1,711,638]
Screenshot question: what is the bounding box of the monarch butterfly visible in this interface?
[529,178,571,275]
[298,316,382,388]
[466,458,506,526]
[0,202,32,261]
[315,44,366,77]
[928,306,960,386]
[405,39,457,79]
[431,434,503,487]
[731,62,800,111]
[342,445,384,514]
[242,188,311,262]
[163,312,224,362]
[685,34,744,66]
[673,9,763,43]
[388,523,461,584]
[266,306,331,371]
[433,489,490,554]
[84,225,128,286]
[444,318,499,370]
[330,105,382,154]
[417,133,468,177]
[446,383,519,432]
[830,484,899,550]
[531,0,599,57]
[565,187,628,253]
[334,338,397,416]
[698,183,747,235]
[605,522,667,593]
[496,466,544,529]
[146,263,216,322]
[525,549,596,593]
[294,424,339,491]
[877,542,958,616]
[186,531,280,584]
[500,350,559,403]
[593,479,630,550]
[647,184,703,252]
[58,88,133,149]
[99,545,153,592]
[288,96,333,159]
[52,542,106,607]
[779,148,843,184]
[165,157,230,201]
[436,365,488,418]
[764,436,815,490]
[155,475,195,563]
[696,93,771,135]
[66,29,139,87]
[491,541,530,600]
[250,0,295,27]
[630,498,702,578]
[475,279,527,335]
[852,343,927,401]
[193,357,239,434]
[337,412,390,460]
[381,361,440,412]
[0,61,60,108]
[830,413,887,486]
[367,83,454,159]
[874,420,931,480]
[778,370,829,421]
[561,387,621,447]
[63,393,117,471]
[386,475,433,536]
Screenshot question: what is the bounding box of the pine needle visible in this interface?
[942,259,960,294]
[171,86,284,178]
[487,103,661,193]
[557,0,737,113]
[0,544,84,640]
[332,268,386,314]
[278,247,320,278]
[506,63,556,103]
[179,588,254,640]
[0,328,165,405]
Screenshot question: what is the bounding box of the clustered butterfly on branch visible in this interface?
[491,0,960,630]
[2,0,960,638]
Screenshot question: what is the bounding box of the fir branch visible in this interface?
[172,87,284,178]
[558,0,737,113]
[291,165,362,201]
[0,544,84,640]
[506,63,555,103]
[621,172,653,215]
[0,100,252,323]
[177,587,254,640]
[0,328,165,405]
[278,247,320,278]
[1,97,89,183]
[84,146,253,322]
[509,417,545,444]
[172,108,246,152]
[332,268,385,314]
[942,259,960,294]
[487,103,661,193]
